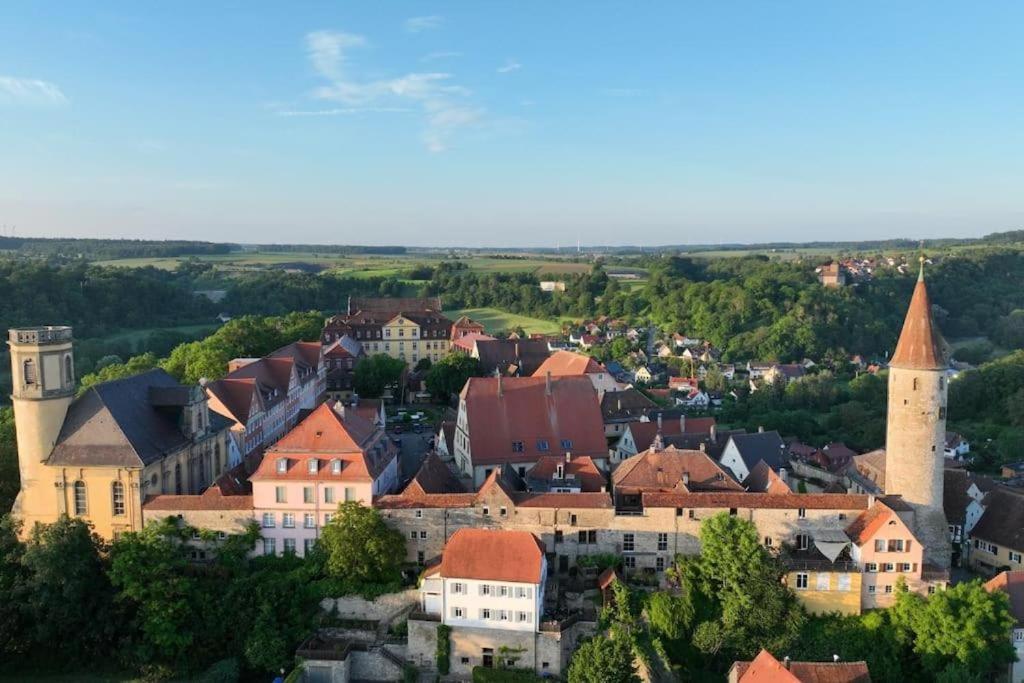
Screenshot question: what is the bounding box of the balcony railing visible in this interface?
[9,327,73,344]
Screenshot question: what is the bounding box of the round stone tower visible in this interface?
[884,261,950,568]
[7,326,75,525]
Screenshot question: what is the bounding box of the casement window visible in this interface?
[511,441,524,453]
[331,459,342,474]
[838,573,852,591]
[282,513,295,528]
[884,563,895,572]
[795,573,808,590]
[451,607,464,619]
[622,533,635,552]
[304,513,316,528]
[796,534,810,551]
[420,531,427,539]
[884,585,893,594]
[798,508,806,519]
[73,481,88,515]
[898,563,912,572]
[263,538,276,556]
[410,531,418,540]
[656,556,666,571]
[451,582,466,595]
[111,481,125,516]
[657,533,668,551]
[303,487,314,504]
[284,538,296,554]
[344,487,355,502]
[868,585,876,594]
[816,573,830,590]
[560,439,573,450]
[480,608,491,620]
[304,539,315,554]
[275,486,287,503]
[1011,551,1023,564]
[262,512,275,528]
[536,440,550,452]
[623,556,636,569]
[516,611,530,623]
[324,487,335,504]
[764,537,773,547]
[499,506,507,517]
[875,539,886,552]
[887,539,904,552]
[276,459,288,474]
[307,459,318,474]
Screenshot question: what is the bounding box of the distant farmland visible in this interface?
[444,307,564,336]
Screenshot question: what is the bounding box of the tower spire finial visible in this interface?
[918,241,926,282]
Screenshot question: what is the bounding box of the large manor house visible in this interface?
[5,275,988,675]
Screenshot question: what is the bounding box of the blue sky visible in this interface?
[1,2,1022,247]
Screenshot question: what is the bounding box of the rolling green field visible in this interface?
[444,307,564,335]
[89,323,221,346]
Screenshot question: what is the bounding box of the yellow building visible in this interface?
[8,326,231,540]
[786,566,863,615]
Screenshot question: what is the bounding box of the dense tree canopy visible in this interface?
[425,353,482,399]
[318,501,406,589]
[352,354,407,399]
[566,635,639,683]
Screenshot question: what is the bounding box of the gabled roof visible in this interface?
[324,336,363,358]
[405,452,467,496]
[743,460,791,494]
[527,455,606,492]
[452,332,495,353]
[459,375,606,465]
[984,570,1024,628]
[971,487,1024,551]
[348,296,443,315]
[613,446,742,494]
[725,431,788,472]
[47,369,202,468]
[844,500,914,546]
[601,389,657,420]
[532,351,605,377]
[625,416,717,452]
[473,339,550,376]
[943,468,973,526]
[731,649,871,683]
[889,266,945,370]
[642,491,869,511]
[439,529,546,584]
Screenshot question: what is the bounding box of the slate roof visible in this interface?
[47,369,208,468]
[348,296,443,315]
[474,339,550,376]
[625,416,718,453]
[725,430,788,472]
[943,468,973,527]
[405,452,467,496]
[971,487,1024,551]
[642,492,869,511]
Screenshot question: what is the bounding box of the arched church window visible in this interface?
[23,359,37,386]
[63,354,74,387]
[73,481,88,515]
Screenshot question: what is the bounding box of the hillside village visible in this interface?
[6,264,1024,683]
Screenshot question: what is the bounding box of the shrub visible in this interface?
[472,666,544,682]
[436,624,451,675]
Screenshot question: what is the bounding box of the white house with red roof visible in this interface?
[419,528,547,633]
[250,401,398,557]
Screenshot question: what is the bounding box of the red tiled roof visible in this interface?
[985,570,1024,627]
[205,378,257,424]
[626,416,717,452]
[527,455,606,492]
[375,493,477,509]
[845,501,895,545]
[890,268,945,370]
[532,351,605,377]
[511,492,614,508]
[440,529,546,583]
[613,446,741,494]
[459,375,606,465]
[642,491,870,511]
[743,460,791,495]
[452,332,495,353]
[732,649,871,683]
[143,492,254,511]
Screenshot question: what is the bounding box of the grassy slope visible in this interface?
[444,307,563,335]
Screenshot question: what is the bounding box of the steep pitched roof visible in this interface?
[984,570,1024,628]
[439,529,546,584]
[600,389,658,420]
[473,339,550,376]
[889,266,945,370]
[47,369,201,468]
[943,468,973,526]
[743,460,791,494]
[726,431,788,472]
[527,455,606,492]
[613,446,742,494]
[405,452,467,496]
[532,350,605,377]
[971,487,1024,551]
[626,416,718,452]
[459,375,606,465]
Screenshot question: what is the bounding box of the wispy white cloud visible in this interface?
[0,76,68,106]
[404,16,443,33]
[300,29,482,152]
[421,50,462,62]
[497,60,521,74]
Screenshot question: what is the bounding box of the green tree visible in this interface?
[0,515,27,659]
[353,354,406,399]
[645,591,694,642]
[21,516,118,664]
[704,365,726,392]
[566,635,639,683]
[318,501,405,587]
[0,409,18,513]
[425,353,482,399]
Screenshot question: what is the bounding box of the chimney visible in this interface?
[497,374,503,398]
[617,397,622,411]
[333,400,346,419]
[710,424,717,443]
[679,415,686,433]
[565,451,571,463]
[657,413,663,431]
[758,425,765,433]
[556,464,564,479]
[545,371,552,396]
[783,656,791,670]
[699,442,706,453]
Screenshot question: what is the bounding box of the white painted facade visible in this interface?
[719,438,751,482]
[421,570,547,633]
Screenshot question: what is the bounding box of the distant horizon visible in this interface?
[2,2,1022,245]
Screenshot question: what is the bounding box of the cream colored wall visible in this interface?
[787,570,862,615]
[380,317,450,365]
[48,467,144,539]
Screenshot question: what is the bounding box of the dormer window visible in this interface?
[560,439,573,450]
[331,460,342,474]
[308,459,318,474]
[537,440,550,452]
[276,458,288,474]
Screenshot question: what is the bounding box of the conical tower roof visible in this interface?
[890,260,945,370]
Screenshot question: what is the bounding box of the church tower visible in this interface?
[7,327,75,525]
[884,260,950,568]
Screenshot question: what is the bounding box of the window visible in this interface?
[912,377,919,391]
[516,611,530,623]
[284,538,296,554]
[499,585,509,598]
[452,607,464,619]
[657,533,668,551]
[262,512,275,528]
[461,657,470,665]
[304,513,316,529]
[816,573,830,590]
[536,439,549,452]
[884,563,895,572]
[283,513,295,528]
[331,459,342,474]
[307,459,318,474]
[344,487,356,502]
[795,573,808,590]
[764,537,773,547]
[73,480,87,515]
[796,533,809,551]
[63,355,73,386]
[276,458,288,474]
[865,562,878,573]
[324,487,335,504]
[410,531,418,540]
[275,486,287,503]
[688,509,696,520]
[868,585,876,594]
[624,556,636,569]
[875,539,885,552]
[676,507,683,517]
[838,573,852,591]
[887,539,904,552]
[729,508,737,516]
[939,407,947,419]
[798,507,806,519]
[111,481,125,516]
[656,556,666,571]
[417,551,425,564]
[499,506,507,517]
[570,513,578,526]
[884,584,893,594]
[420,531,427,539]
[482,506,490,516]
[623,533,635,552]
[1012,552,1023,564]
[415,509,423,519]
[264,538,276,556]
[303,487,314,504]
[511,441,524,452]
[560,439,573,450]
[554,530,563,543]
[480,608,491,620]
